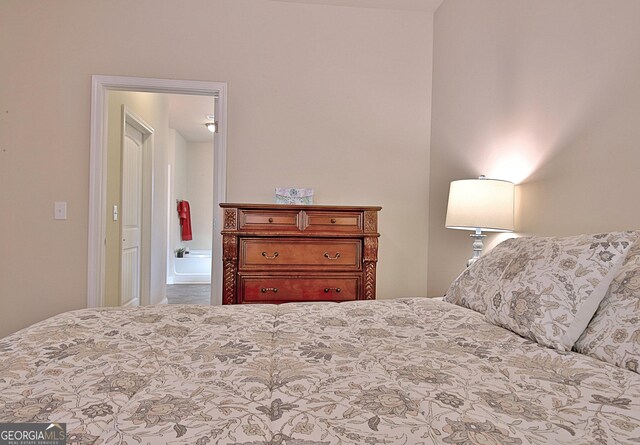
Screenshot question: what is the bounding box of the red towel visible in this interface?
[177,200,193,241]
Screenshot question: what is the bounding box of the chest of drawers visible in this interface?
[220,203,381,304]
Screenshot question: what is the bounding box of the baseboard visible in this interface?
[122,298,140,307]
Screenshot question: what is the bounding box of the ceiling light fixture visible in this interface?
[205,122,217,133]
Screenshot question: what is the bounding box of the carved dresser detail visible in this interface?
[220,203,381,304]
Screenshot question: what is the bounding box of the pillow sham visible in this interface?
[484,232,636,352]
[574,233,640,373]
[444,237,521,314]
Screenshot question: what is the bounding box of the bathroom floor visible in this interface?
[166,284,211,305]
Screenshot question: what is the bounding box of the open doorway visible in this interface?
[88,76,227,309]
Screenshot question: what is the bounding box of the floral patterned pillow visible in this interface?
[484,232,636,352]
[574,233,640,373]
[444,237,521,314]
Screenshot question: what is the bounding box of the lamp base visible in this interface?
[467,230,486,267]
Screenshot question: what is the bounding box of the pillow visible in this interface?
[444,237,521,314]
[484,232,636,352]
[574,233,640,373]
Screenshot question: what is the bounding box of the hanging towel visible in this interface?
[177,200,193,241]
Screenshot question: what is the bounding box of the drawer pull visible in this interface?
[324,252,341,260]
[262,251,279,259]
[324,287,341,293]
[261,287,278,293]
[330,218,337,223]
[268,217,274,223]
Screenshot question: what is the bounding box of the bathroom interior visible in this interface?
[166,97,215,305]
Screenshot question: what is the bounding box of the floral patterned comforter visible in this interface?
[0,298,639,444]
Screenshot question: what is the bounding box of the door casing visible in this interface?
[89,75,228,308]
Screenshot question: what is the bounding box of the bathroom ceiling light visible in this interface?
[205,122,217,133]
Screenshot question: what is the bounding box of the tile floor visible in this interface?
[166,284,211,305]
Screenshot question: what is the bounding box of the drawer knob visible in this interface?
[261,287,278,293]
[324,287,341,293]
[262,251,279,259]
[268,217,274,223]
[330,218,337,223]
[324,252,341,260]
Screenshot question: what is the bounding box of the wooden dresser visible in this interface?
[220,203,381,304]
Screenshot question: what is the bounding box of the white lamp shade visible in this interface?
[445,178,515,232]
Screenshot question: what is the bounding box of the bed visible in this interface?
[1,232,639,444]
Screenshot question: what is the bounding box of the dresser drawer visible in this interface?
[239,238,362,270]
[303,210,363,233]
[239,276,359,303]
[239,209,301,231]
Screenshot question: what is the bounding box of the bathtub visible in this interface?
[171,249,212,284]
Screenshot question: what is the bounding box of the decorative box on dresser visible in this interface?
[220,203,381,304]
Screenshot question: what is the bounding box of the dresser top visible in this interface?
[220,203,382,211]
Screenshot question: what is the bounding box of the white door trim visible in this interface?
[88,75,228,308]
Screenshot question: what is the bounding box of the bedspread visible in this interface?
[1,298,639,444]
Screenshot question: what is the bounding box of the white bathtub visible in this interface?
[172,249,212,283]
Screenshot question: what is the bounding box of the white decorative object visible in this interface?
[275,187,314,205]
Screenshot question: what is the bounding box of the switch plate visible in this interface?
[54,201,67,220]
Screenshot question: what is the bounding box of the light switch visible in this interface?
[54,201,67,220]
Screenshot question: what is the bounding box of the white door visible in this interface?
[121,122,143,306]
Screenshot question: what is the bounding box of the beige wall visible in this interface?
[428,0,640,296]
[0,0,434,337]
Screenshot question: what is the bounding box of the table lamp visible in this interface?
[445,175,515,266]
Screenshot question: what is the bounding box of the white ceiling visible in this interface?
[270,0,444,12]
[167,94,216,143]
